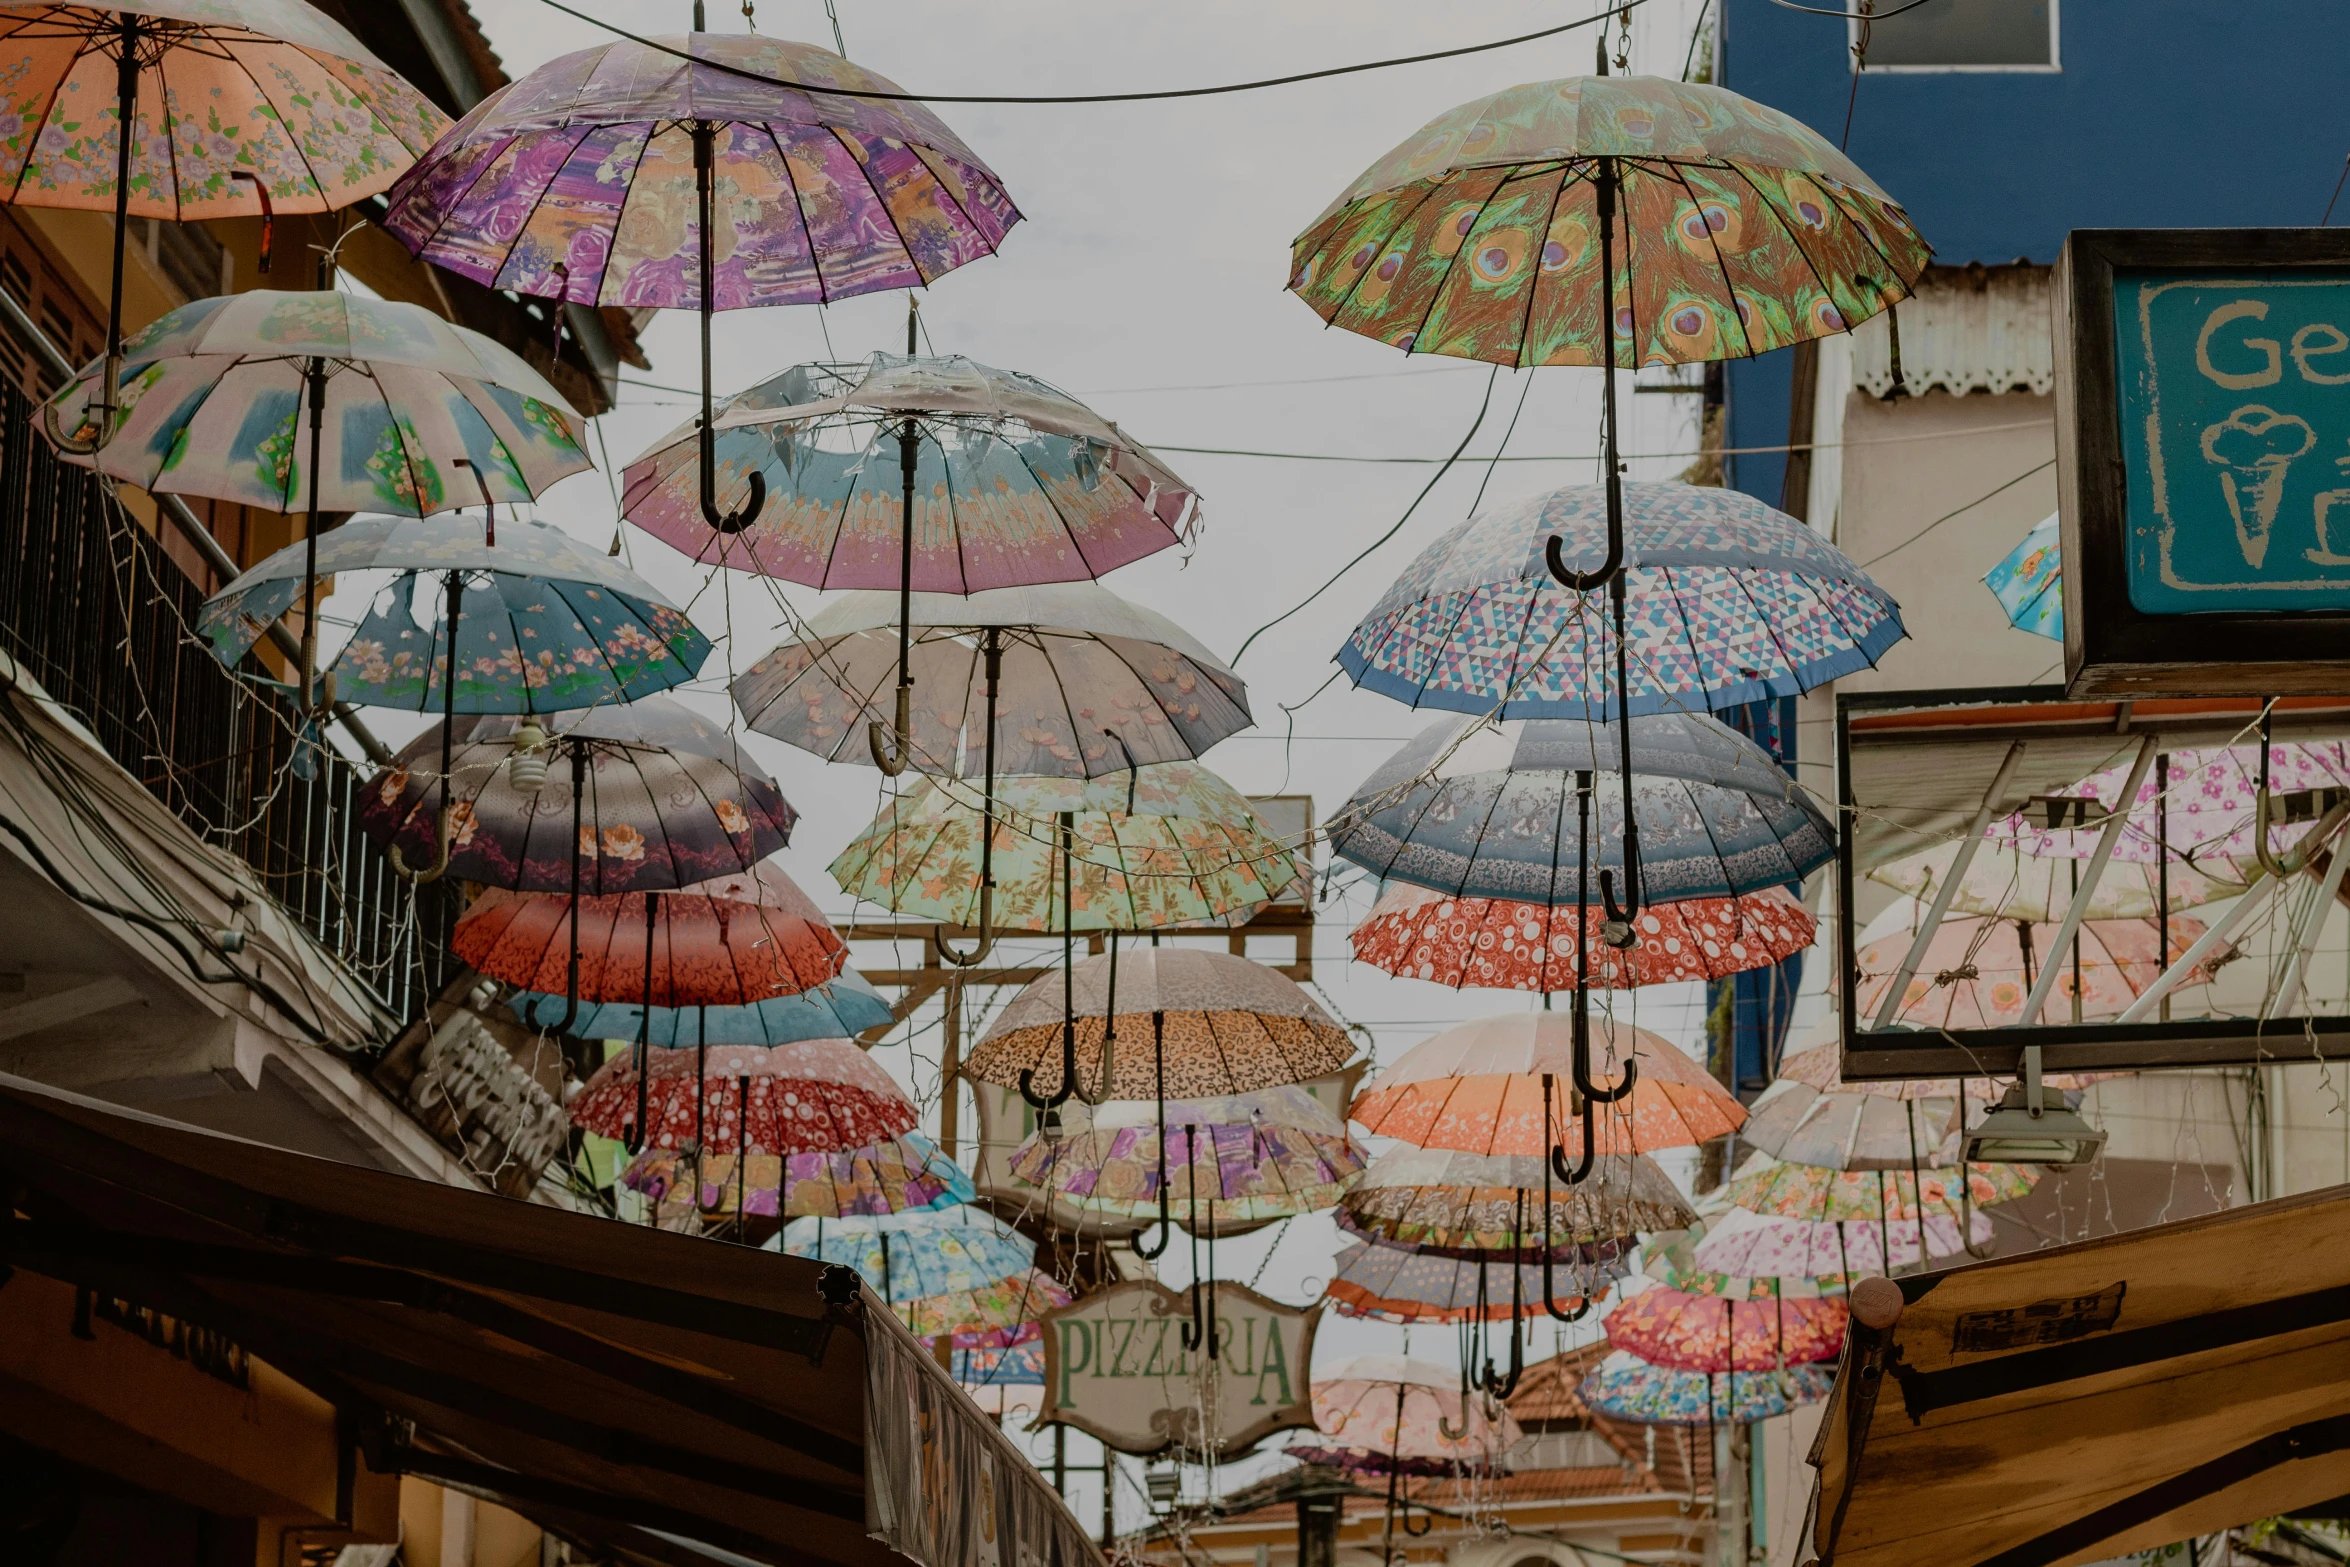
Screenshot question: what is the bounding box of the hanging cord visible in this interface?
[1841,0,1872,149]
[821,0,846,54]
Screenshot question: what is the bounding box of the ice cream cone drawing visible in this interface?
[2311,453,2350,567]
[2201,405,2315,569]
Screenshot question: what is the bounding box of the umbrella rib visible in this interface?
[1514,162,1573,370]
[1001,429,1103,584]
[831,124,925,287]
[1722,563,1807,699]
[234,42,332,209]
[156,49,184,221]
[1,31,78,207]
[1500,581,1548,717]
[809,424,879,593]
[752,119,830,311]
[1322,177,1447,330]
[1721,164,1856,349]
[1655,564,1721,712]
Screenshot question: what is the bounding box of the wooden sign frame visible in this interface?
[2056,227,2350,696]
[1035,1279,1320,1457]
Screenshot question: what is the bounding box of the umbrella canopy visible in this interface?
[569,1035,915,1154]
[1990,741,2350,865]
[1854,903,2215,1030]
[1984,513,2062,642]
[964,948,1355,1101]
[1007,1085,1365,1226]
[508,968,892,1045]
[948,1340,1045,1391]
[621,352,1194,584]
[1869,835,2247,921]
[1349,1015,1744,1158]
[1726,1153,2041,1224]
[1770,1035,2108,1104]
[454,863,847,1006]
[777,1206,1071,1341]
[380,34,1016,311]
[47,290,589,506]
[1331,713,1834,904]
[1737,1076,1961,1172]
[197,513,709,711]
[1341,481,1905,720]
[1639,1223,1837,1300]
[621,1131,973,1221]
[1579,1353,1835,1426]
[1690,1205,1988,1282]
[0,2,446,224]
[1338,1148,1693,1253]
[734,582,1251,779]
[832,763,1298,933]
[1288,75,1926,368]
[1352,880,1814,992]
[1604,1283,1846,1372]
[1309,1354,1523,1467]
[360,698,795,893]
[1326,1237,1625,1323]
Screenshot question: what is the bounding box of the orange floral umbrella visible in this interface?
[1351,881,1815,991]
[454,861,845,1006]
[1349,1014,1743,1158]
[1604,1283,1845,1372]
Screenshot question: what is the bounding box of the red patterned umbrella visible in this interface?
[569,1037,914,1155]
[454,861,845,1005]
[1603,1283,1846,1372]
[1351,882,1815,991]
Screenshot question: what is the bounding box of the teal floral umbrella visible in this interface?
[1578,1350,1834,1425]
[53,289,594,710]
[775,1204,1073,1341]
[200,511,709,878]
[509,968,893,1044]
[1983,513,2062,642]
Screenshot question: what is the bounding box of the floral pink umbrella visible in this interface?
[1307,1354,1522,1474]
[1853,904,2216,1029]
[1351,881,1815,991]
[1604,1283,1846,1372]
[1690,1206,1990,1281]
[1992,740,2350,867]
[569,1036,916,1155]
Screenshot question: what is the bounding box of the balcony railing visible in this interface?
[0,371,450,1034]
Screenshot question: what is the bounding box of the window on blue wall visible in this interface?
[1852,0,2057,71]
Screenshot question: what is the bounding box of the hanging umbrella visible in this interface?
[1603,1283,1846,1371]
[1869,835,2247,922]
[1008,1084,1365,1227]
[508,967,893,1044]
[361,697,795,894]
[381,25,1017,537]
[947,1340,1046,1392]
[1983,513,2062,641]
[832,762,1297,933]
[1331,712,1833,906]
[1308,1355,1523,1469]
[621,1130,972,1221]
[1737,1076,1962,1172]
[1726,1153,2041,1225]
[1341,480,1905,722]
[776,1206,1072,1341]
[736,582,1251,779]
[1638,1223,1838,1300]
[1348,1015,1744,1160]
[0,0,449,454]
[454,862,848,1005]
[1770,1035,2107,1104]
[1351,880,1815,991]
[1990,741,2350,866]
[1326,1238,1625,1323]
[1689,1205,1989,1282]
[964,948,1355,1101]
[569,1035,916,1154]
[1854,902,2217,1030]
[1337,1148,1692,1254]
[622,353,1195,767]
[1579,1352,1835,1426]
[50,289,594,706]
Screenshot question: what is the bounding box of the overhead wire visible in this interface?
[530,0,1655,105]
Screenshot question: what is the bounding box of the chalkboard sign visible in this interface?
[2057,229,2350,695]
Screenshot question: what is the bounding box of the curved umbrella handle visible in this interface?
[1129,1012,1172,1261]
[387,805,453,884]
[1544,528,1621,592]
[40,390,105,457]
[867,684,914,776]
[935,880,994,967]
[1550,1094,1597,1189]
[703,466,766,535]
[1017,1009,1077,1110]
[229,169,273,274]
[1401,1503,1435,1538]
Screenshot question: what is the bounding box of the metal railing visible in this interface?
[0,372,449,1034]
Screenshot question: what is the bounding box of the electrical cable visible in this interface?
[1852,457,2055,568]
[531,0,1653,104]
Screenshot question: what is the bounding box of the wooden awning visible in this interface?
[0,1074,1102,1567]
[1810,1184,2350,1567]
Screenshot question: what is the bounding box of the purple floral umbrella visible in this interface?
[379,17,1017,535]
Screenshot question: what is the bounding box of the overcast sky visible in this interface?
[359,0,1722,1507]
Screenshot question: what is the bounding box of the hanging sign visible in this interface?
[2056,227,2350,694]
[1036,1280,1320,1457]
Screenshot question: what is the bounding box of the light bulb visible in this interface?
[507,719,551,794]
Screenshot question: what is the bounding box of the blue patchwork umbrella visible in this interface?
[1578,1351,1834,1425]
[779,1204,1038,1298]
[1340,481,1905,721]
[1329,713,1835,905]
[508,968,893,1044]
[1983,513,2062,642]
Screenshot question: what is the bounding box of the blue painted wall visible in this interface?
[1719,0,2350,507]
